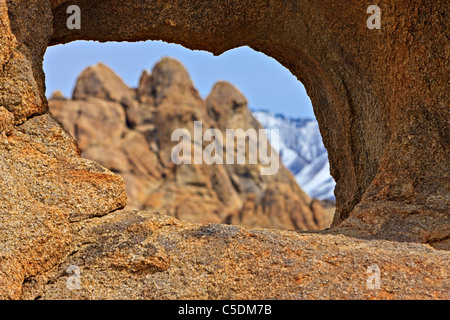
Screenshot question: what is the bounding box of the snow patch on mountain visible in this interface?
[253,110,336,200]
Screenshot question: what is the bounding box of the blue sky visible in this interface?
[44,40,315,119]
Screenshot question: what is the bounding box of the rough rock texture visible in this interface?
[0,0,127,299]
[0,0,448,299]
[21,211,450,300]
[0,113,126,299]
[49,59,329,231]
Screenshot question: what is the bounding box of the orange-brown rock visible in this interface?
[50,98,127,150]
[0,113,126,299]
[0,0,127,299]
[0,0,52,125]
[21,210,450,300]
[0,0,448,300]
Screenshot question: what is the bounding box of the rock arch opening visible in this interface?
[5,0,445,242]
[47,0,383,232]
[45,40,336,231]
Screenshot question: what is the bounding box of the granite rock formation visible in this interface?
[0,0,127,299]
[0,0,448,299]
[49,59,331,231]
[22,210,449,300]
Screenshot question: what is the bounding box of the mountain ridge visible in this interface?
[253,110,336,201]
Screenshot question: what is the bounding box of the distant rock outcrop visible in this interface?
[49,58,332,231]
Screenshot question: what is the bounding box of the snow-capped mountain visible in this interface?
[253,110,336,201]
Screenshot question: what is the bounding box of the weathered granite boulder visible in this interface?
[21,210,450,300]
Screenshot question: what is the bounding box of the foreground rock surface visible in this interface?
[22,211,449,300]
[0,0,127,299]
[0,113,126,299]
